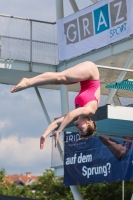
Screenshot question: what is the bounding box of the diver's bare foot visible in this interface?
[10,78,30,93]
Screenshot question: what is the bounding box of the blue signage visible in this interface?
[64,132,133,186]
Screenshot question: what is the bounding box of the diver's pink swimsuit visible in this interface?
[74,79,100,108]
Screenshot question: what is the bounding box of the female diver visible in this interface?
[11,61,100,149]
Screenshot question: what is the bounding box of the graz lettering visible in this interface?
[64,0,127,44]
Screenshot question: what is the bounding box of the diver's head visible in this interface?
[74,116,96,139]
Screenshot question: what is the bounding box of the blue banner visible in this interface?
[64,132,133,185]
[57,0,133,61]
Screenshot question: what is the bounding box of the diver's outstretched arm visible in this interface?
[57,106,94,133]
[50,106,95,147]
[40,115,66,149]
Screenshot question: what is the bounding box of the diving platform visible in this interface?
[106,79,133,91]
[54,104,133,177]
[64,105,133,137]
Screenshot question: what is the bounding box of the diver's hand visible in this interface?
[40,135,46,150]
[50,131,61,147]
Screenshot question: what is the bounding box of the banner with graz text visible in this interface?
[64,132,133,185]
[57,0,133,61]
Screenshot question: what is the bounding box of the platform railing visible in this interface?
[0,14,58,65]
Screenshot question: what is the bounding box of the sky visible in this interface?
[0,0,93,22]
[0,0,95,175]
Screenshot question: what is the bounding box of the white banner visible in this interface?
[57,0,133,62]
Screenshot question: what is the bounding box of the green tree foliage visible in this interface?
[0,168,33,198]
[80,181,133,200]
[30,169,73,200]
[0,168,6,181]
[0,168,133,200]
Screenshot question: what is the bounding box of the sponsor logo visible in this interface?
[64,0,127,44]
[65,132,87,147]
[65,132,79,143]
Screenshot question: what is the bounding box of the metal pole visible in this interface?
[91,0,99,3]
[97,65,133,72]
[55,2,83,199]
[55,0,64,20]
[34,86,51,124]
[104,51,133,104]
[70,186,84,200]
[131,194,133,200]
[34,86,63,159]
[69,0,79,12]
[60,85,69,115]
[58,63,84,200]
[0,13,56,24]
[29,20,32,72]
[122,181,124,200]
